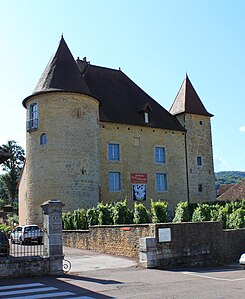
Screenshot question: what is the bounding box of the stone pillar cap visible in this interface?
[41,199,65,207]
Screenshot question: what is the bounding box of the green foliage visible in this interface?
[0,223,12,234]
[6,213,19,226]
[97,203,113,225]
[86,207,99,226]
[73,209,88,229]
[62,211,74,230]
[0,140,25,207]
[192,203,211,222]
[151,200,170,223]
[0,199,5,209]
[112,200,133,224]
[215,171,245,190]
[61,199,245,230]
[173,201,191,223]
[227,207,245,229]
[133,203,149,224]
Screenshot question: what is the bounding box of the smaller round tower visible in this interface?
[19,37,100,225]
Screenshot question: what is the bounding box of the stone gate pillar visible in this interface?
[41,199,64,274]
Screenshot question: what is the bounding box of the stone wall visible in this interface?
[0,256,63,278]
[63,224,154,258]
[100,122,188,210]
[20,92,100,225]
[177,114,216,203]
[63,222,245,268]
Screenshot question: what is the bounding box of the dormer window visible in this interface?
[138,102,153,124]
[27,103,38,132]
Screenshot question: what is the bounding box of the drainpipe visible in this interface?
[183,114,190,208]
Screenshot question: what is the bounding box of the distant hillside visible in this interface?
[215,171,245,189]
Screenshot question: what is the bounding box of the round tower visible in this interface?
[20,37,100,225]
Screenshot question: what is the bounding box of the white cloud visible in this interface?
[214,154,232,172]
[239,126,245,132]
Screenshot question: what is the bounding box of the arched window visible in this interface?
[40,133,47,145]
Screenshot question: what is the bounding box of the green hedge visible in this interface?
[62,199,245,230]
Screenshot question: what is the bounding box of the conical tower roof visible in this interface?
[170,75,213,117]
[23,36,91,107]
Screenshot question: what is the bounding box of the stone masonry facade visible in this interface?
[18,37,216,224]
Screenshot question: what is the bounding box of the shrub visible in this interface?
[192,203,211,222]
[227,207,245,229]
[133,203,149,224]
[151,200,170,223]
[73,208,88,229]
[0,224,12,234]
[112,200,133,224]
[97,203,113,225]
[86,207,99,226]
[173,201,190,223]
[62,211,74,230]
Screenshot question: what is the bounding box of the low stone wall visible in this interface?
[63,222,245,268]
[0,256,63,278]
[154,222,223,268]
[63,224,154,258]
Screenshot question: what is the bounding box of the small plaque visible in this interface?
[158,228,171,243]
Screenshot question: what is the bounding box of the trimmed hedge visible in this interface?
[62,199,245,230]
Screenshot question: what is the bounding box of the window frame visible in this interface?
[197,156,202,166]
[27,102,38,131]
[156,173,168,192]
[40,133,47,145]
[198,184,203,192]
[155,147,166,164]
[109,171,121,192]
[108,143,120,161]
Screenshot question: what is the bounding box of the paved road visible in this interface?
[0,246,244,298]
[63,246,137,272]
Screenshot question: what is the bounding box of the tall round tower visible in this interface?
[20,37,100,225]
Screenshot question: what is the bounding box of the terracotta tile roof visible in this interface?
[169,75,213,117]
[217,184,236,197]
[218,179,245,201]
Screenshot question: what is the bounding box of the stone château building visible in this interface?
[19,36,216,225]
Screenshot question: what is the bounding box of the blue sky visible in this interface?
[0,0,244,172]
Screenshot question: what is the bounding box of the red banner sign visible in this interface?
[130,173,148,184]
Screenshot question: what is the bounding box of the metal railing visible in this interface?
[26,118,38,132]
[8,230,47,258]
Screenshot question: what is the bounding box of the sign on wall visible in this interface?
[131,173,148,201]
[130,173,148,184]
[132,184,146,201]
[158,228,171,243]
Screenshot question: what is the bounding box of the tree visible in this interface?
[0,140,25,207]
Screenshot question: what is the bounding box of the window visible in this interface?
[108,143,120,161]
[109,172,121,192]
[197,156,202,166]
[134,137,140,147]
[144,112,149,123]
[155,147,166,164]
[40,133,47,145]
[156,173,167,192]
[198,184,203,192]
[27,103,38,131]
